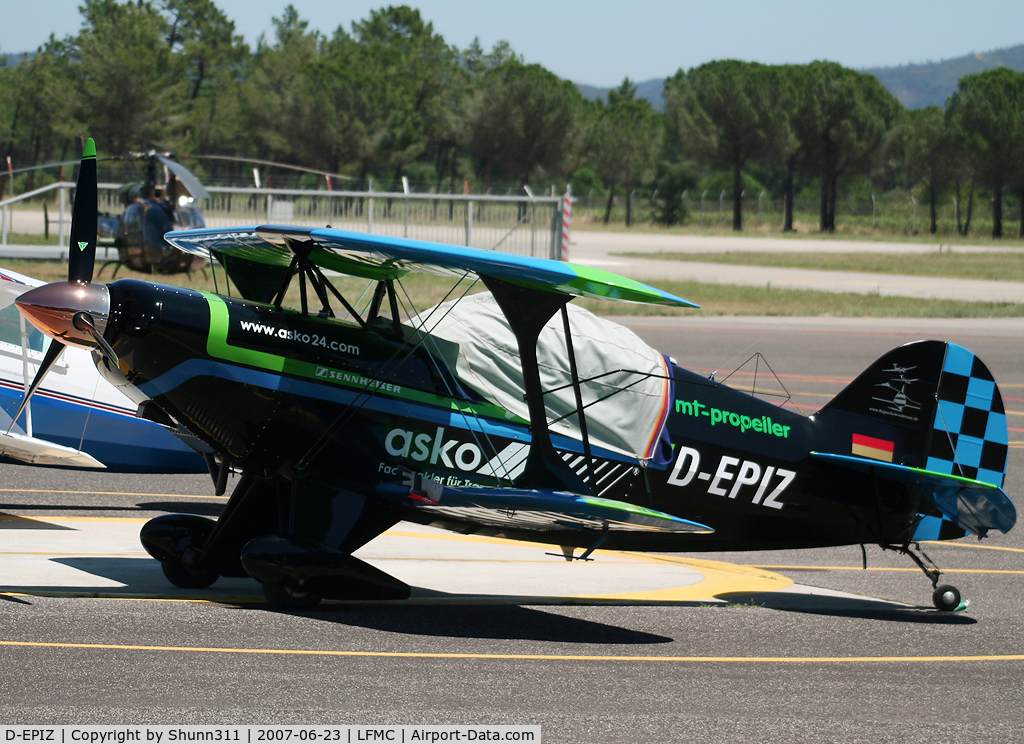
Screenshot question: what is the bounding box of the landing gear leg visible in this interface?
[885,542,965,612]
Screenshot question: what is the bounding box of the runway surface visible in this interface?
[1,316,1023,742]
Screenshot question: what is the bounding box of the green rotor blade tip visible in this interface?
[82,138,96,160]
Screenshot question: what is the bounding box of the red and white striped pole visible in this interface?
[560,187,572,262]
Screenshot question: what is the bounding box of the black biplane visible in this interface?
[14,141,1016,611]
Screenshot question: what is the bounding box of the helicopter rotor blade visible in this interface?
[155,154,210,201]
[67,138,98,285]
[6,339,64,435]
[8,154,122,177]
[191,154,353,182]
[6,159,81,177]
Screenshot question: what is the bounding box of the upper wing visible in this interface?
[165,225,698,308]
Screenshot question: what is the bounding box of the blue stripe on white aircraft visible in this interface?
[0,267,205,472]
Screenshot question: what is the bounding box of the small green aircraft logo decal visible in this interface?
[77,241,89,251]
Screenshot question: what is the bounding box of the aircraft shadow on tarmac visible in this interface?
[0,513,75,530]
[16,557,976,630]
[294,604,676,644]
[0,593,32,605]
[0,501,224,518]
[715,590,977,625]
[19,557,673,644]
[135,501,224,517]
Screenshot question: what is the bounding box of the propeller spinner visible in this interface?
[9,138,118,432]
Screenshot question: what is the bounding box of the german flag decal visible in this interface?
[852,433,895,462]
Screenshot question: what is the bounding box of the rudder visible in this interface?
[926,343,1008,487]
[817,340,1008,489]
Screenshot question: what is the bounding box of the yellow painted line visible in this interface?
[1,640,1021,663]
[1,592,256,603]
[922,541,1024,554]
[381,531,794,600]
[0,516,148,523]
[585,552,792,600]
[753,565,1024,575]
[0,552,146,557]
[383,529,557,548]
[0,488,226,499]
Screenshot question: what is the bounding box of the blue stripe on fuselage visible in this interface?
[137,358,637,464]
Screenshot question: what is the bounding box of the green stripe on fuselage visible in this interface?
[199,292,518,422]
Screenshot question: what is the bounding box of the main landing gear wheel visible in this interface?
[932,584,962,612]
[263,580,322,611]
[160,559,219,589]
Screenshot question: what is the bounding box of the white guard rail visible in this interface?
[2,183,568,261]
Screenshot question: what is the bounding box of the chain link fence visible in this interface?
[573,189,1024,237]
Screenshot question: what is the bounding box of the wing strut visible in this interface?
[482,277,592,495]
[560,304,594,484]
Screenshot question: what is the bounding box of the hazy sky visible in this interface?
[4,0,1023,87]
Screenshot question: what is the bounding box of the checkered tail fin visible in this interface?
[816,341,1014,538]
[927,343,1008,488]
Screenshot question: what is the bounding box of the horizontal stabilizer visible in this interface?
[376,482,712,534]
[811,451,1015,536]
[166,225,697,308]
[0,431,105,469]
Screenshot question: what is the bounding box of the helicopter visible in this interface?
[95,151,211,276]
[96,153,355,277]
[11,140,1016,612]
[6,149,211,275]
[11,150,351,277]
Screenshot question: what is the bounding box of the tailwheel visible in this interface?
[883,541,968,612]
[263,580,322,611]
[932,584,963,612]
[160,559,219,589]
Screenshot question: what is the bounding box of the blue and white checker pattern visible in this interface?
[912,513,965,541]
[926,343,1008,486]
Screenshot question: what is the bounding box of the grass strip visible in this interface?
[616,251,1024,283]
[575,278,1024,317]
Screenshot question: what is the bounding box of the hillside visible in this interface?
[0,52,35,68]
[576,77,666,110]
[577,43,1024,111]
[864,44,1024,108]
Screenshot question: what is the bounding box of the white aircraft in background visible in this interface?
[0,267,205,472]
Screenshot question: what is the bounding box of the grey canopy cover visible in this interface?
[414,292,672,461]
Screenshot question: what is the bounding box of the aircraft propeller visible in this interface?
[8,138,117,433]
